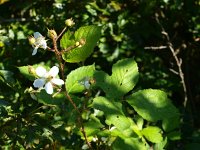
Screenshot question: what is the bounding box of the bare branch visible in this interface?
[155,13,188,107]
[144,46,167,50]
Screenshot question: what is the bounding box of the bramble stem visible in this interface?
[51,28,92,149]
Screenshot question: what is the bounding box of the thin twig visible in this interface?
[155,13,188,107]
[144,45,167,50]
[61,44,80,54]
[56,27,67,41]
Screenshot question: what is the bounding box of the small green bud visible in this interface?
[28,66,36,75]
[28,36,36,45]
[75,38,86,48]
[48,29,57,39]
[75,41,80,47]
[65,18,75,27]
[0,41,4,47]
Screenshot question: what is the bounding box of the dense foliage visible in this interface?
[0,0,200,149]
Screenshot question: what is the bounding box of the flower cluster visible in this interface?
[28,31,64,95]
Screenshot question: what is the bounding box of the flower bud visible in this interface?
[65,18,75,27]
[28,36,36,45]
[75,38,86,48]
[28,65,36,75]
[48,29,57,39]
[79,38,86,46]
[75,41,80,47]
[0,41,4,47]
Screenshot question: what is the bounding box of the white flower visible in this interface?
[33,66,64,94]
[101,137,108,142]
[93,109,100,116]
[92,137,98,142]
[81,144,89,150]
[79,77,91,89]
[31,32,47,55]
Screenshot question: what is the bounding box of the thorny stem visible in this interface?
[155,14,188,108]
[51,32,92,149]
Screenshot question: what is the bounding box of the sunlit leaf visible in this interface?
[112,137,146,150]
[141,126,163,143]
[62,25,101,63]
[94,58,139,99]
[127,89,179,122]
[65,64,95,93]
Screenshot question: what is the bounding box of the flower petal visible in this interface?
[32,47,38,55]
[34,32,42,39]
[45,82,53,94]
[33,79,46,88]
[40,39,47,49]
[36,66,47,77]
[51,78,64,85]
[48,66,59,77]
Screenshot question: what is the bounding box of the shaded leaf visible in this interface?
[167,131,181,141]
[0,70,15,85]
[92,96,135,136]
[36,90,64,105]
[162,115,180,132]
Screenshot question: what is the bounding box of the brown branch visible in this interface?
[144,45,167,50]
[155,13,188,107]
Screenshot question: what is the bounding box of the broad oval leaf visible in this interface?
[65,64,95,93]
[62,25,101,63]
[126,89,179,122]
[141,126,163,143]
[94,58,139,99]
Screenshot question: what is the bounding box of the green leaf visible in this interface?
[162,115,180,132]
[141,126,163,143]
[154,137,167,150]
[126,89,179,122]
[36,90,64,105]
[0,70,15,85]
[112,137,147,150]
[94,58,139,99]
[62,25,101,63]
[18,66,35,81]
[18,65,49,81]
[92,96,135,136]
[65,64,95,93]
[167,131,181,141]
[83,116,104,140]
[60,30,75,49]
